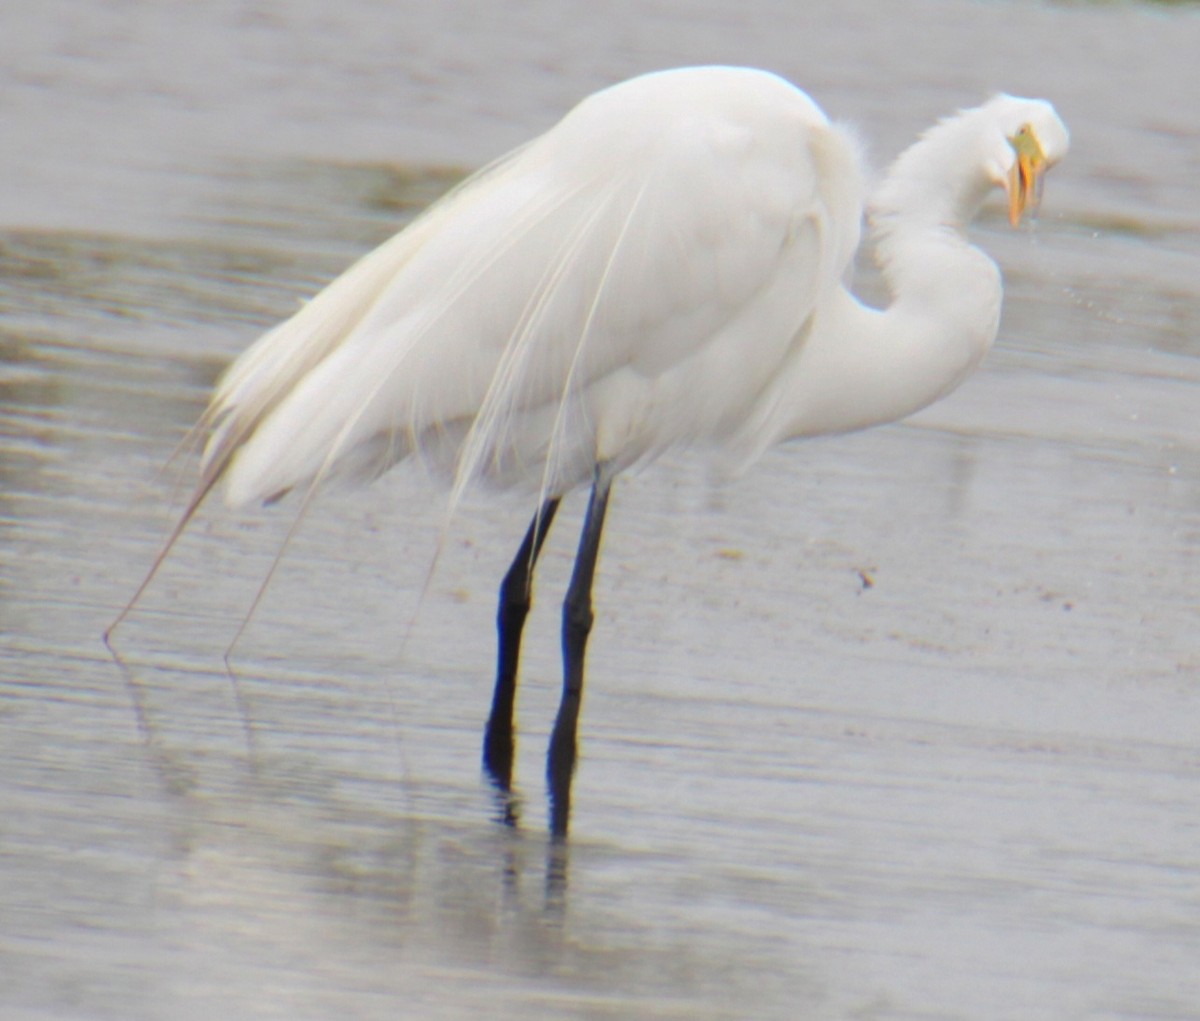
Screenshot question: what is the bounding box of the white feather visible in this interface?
[202,67,860,506]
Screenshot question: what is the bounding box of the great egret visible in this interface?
[135,66,1069,838]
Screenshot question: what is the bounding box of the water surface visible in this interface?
[3,2,1199,1019]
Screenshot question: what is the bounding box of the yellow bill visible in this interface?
[1008,124,1048,227]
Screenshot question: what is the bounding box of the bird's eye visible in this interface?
[1008,123,1042,161]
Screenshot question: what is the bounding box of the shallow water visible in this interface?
[3,2,1200,1019]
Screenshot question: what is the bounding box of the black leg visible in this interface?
[548,466,613,839]
[483,497,560,801]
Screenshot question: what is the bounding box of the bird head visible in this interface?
[983,96,1070,227]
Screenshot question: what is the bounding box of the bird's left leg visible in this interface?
[484,497,560,801]
[548,465,613,839]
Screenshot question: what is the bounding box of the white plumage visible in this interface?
[202,68,868,505]
[150,67,1068,836]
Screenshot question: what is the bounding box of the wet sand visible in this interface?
[3,2,1199,1018]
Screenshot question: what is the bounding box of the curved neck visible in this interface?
[769,236,999,445]
[869,104,1001,242]
[759,110,1006,449]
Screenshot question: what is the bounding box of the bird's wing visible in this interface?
[203,69,863,506]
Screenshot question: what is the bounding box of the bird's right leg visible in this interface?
[548,466,613,840]
[483,497,560,803]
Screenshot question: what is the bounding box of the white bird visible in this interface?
[149,67,1069,837]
